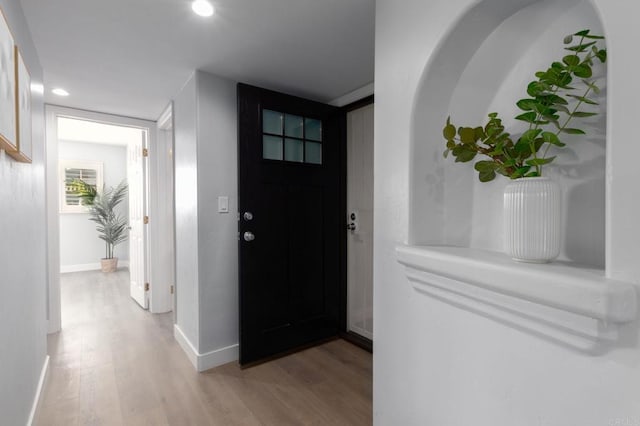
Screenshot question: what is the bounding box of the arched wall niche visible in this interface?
[409,0,606,268]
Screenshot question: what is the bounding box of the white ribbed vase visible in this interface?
[503,177,561,263]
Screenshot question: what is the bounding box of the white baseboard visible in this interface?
[60,263,100,273]
[27,355,50,426]
[174,324,198,368]
[173,324,238,372]
[198,343,239,372]
[60,260,130,273]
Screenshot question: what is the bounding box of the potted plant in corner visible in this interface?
[441,29,606,263]
[68,179,129,272]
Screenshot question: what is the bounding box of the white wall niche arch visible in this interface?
[401,0,637,351]
[410,0,606,268]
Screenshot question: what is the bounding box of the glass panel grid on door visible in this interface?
[262,109,322,165]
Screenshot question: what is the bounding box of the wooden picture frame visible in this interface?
[12,46,32,163]
[0,7,17,155]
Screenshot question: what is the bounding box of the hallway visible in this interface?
[35,270,372,425]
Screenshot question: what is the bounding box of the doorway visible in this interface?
[237,84,374,365]
[45,105,173,334]
[345,100,374,344]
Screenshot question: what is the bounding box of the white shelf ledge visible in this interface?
[396,245,637,352]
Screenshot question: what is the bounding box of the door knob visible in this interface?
[346,223,356,231]
[243,231,255,242]
[243,212,253,221]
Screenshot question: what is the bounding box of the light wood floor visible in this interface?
[36,270,372,425]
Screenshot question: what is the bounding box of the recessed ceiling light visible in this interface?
[192,0,214,17]
[52,88,69,97]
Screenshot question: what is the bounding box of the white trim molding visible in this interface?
[27,355,50,426]
[46,104,157,337]
[329,82,374,107]
[397,245,637,353]
[174,324,238,372]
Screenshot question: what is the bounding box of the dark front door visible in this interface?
[238,83,342,365]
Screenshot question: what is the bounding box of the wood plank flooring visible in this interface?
[35,270,372,425]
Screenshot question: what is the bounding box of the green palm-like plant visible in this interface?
[70,179,129,259]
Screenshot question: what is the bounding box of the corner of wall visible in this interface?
[174,324,238,372]
[173,72,200,352]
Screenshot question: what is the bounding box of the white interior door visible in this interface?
[128,131,148,309]
[347,103,374,340]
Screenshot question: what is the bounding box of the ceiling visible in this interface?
[19,0,375,121]
[57,117,142,146]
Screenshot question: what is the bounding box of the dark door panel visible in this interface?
[238,83,341,365]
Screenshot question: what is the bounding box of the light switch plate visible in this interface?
[218,196,229,213]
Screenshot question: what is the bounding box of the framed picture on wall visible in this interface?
[0,7,17,155]
[13,46,32,163]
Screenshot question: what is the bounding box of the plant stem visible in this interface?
[538,34,597,173]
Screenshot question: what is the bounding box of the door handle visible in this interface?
[346,223,356,231]
[243,231,255,242]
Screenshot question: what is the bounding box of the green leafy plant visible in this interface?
[69,179,128,259]
[442,29,607,182]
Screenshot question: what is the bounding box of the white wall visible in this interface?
[196,71,239,356]
[173,70,239,370]
[58,140,128,270]
[0,0,48,424]
[375,0,640,425]
[174,73,200,350]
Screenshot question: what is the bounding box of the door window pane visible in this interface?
[285,114,304,138]
[285,138,304,162]
[262,108,322,166]
[263,135,283,160]
[263,110,283,135]
[305,118,322,141]
[305,142,322,164]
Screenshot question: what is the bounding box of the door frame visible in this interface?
[45,105,158,333]
[338,95,374,352]
[151,103,176,315]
